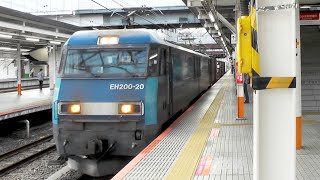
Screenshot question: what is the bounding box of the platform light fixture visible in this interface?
[218,30,221,36]
[208,12,215,22]
[26,37,40,42]
[213,23,219,31]
[0,47,12,50]
[0,34,12,39]
[50,40,61,45]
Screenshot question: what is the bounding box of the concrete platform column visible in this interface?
[17,43,22,95]
[49,45,56,90]
[296,19,302,150]
[253,0,299,180]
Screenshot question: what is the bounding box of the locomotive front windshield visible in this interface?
[63,48,147,78]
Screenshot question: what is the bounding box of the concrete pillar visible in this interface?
[17,43,22,95]
[49,45,57,90]
[24,60,30,78]
[296,12,302,149]
[253,0,299,180]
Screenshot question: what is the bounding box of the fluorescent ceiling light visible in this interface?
[0,34,12,39]
[0,47,30,52]
[208,12,215,22]
[300,6,311,9]
[49,41,61,45]
[26,37,40,42]
[213,23,219,31]
[218,31,221,36]
[0,47,12,50]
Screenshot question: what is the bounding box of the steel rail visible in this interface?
[0,135,53,162]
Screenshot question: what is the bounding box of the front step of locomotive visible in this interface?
[68,156,133,177]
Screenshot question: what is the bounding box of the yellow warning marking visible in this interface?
[302,120,320,124]
[222,123,253,126]
[166,81,227,180]
[250,6,257,30]
[266,77,294,89]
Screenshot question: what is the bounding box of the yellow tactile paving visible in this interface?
[302,120,320,124]
[165,81,228,180]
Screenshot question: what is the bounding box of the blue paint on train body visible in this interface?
[53,77,159,125]
[57,79,146,102]
[66,30,162,46]
[144,77,158,125]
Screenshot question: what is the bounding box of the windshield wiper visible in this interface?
[104,65,140,77]
[71,66,101,78]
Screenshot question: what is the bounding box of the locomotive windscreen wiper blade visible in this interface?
[103,65,138,77]
[71,66,101,78]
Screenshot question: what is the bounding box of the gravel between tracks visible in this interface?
[0,122,80,180]
[0,121,115,179]
[1,151,75,180]
[0,122,53,155]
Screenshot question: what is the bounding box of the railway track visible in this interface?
[0,135,55,177]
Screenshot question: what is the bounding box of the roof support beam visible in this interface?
[0,21,71,39]
[187,0,203,7]
[216,12,236,34]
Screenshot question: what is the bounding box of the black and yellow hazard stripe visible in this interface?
[249,0,296,90]
[252,76,296,90]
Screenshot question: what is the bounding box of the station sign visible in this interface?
[300,11,320,25]
[300,11,320,20]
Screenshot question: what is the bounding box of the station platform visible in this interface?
[112,72,320,180]
[0,88,53,121]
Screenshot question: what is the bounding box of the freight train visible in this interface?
[52,29,225,176]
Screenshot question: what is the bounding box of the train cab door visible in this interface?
[165,48,173,118]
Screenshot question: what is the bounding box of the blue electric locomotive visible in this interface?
[52,29,221,176]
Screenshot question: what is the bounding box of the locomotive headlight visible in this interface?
[70,104,81,114]
[59,103,81,115]
[120,104,133,114]
[98,36,119,45]
[118,103,142,115]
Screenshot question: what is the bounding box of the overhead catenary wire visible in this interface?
[109,0,165,29]
[91,0,149,29]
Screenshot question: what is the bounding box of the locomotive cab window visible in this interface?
[62,48,147,78]
[148,47,159,76]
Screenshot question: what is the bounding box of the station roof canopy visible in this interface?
[0,5,83,57]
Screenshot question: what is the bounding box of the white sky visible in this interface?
[0,0,185,12]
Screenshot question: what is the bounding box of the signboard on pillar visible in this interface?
[300,11,320,25]
[231,34,237,45]
[235,64,244,84]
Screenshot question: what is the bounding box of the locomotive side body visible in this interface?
[52,29,221,176]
